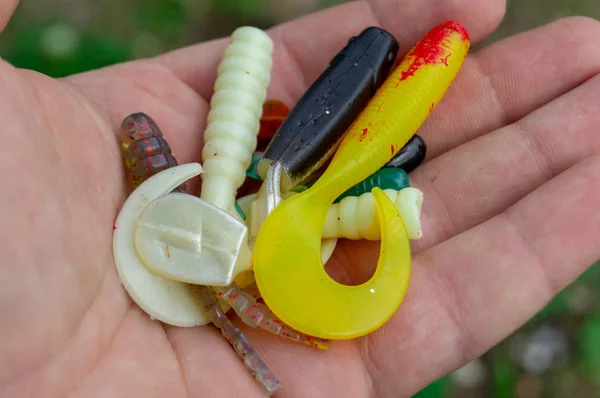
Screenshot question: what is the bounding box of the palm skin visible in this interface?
[1,0,600,396]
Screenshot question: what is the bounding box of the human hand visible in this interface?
[2,0,600,396]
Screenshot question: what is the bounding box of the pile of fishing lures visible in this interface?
[112,21,470,395]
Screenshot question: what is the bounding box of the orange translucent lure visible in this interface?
[257,100,290,152]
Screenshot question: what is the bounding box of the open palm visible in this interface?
[2,0,600,396]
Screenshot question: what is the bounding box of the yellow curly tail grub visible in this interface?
[253,21,470,339]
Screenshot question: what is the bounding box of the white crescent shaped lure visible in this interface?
[112,163,212,327]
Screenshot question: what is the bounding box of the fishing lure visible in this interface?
[323,188,423,240]
[383,134,427,172]
[257,100,290,152]
[252,21,470,340]
[115,112,331,396]
[258,26,399,190]
[200,24,331,351]
[119,113,186,192]
[193,285,281,395]
[210,283,328,349]
[329,168,410,203]
[247,151,263,180]
[236,151,263,199]
[238,187,424,241]
[139,25,274,288]
[200,26,274,213]
[249,27,400,237]
[115,113,281,394]
[113,162,211,327]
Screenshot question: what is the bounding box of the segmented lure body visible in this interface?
[211,283,329,349]
[200,27,274,211]
[238,187,422,241]
[198,27,327,352]
[119,113,186,192]
[194,286,281,396]
[323,188,423,240]
[119,112,280,395]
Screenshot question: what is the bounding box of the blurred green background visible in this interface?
[1,0,598,397]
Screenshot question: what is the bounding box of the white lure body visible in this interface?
[323,188,424,240]
[200,26,274,212]
[239,187,424,241]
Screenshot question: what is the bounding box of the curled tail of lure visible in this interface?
[201,27,274,211]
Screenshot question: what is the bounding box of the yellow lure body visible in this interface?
[253,21,470,339]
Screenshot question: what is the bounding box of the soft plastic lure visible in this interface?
[199,25,331,345]
[200,26,273,212]
[252,21,470,339]
[238,186,424,241]
[249,27,400,238]
[192,285,281,395]
[258,26,399,190]
[119,113,186,192]
[384,134,427,172]
[257,100,290,152]
[333,168,409,203]
[323,188,424,240]
[115,111,329,396]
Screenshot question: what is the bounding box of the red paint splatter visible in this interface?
[391,145,395,155]
[213,153,217,156]
[359,128,369,142]
[146,146,152,154]
[396,21,468,86]
[113,224,117,230]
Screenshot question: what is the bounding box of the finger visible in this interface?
[368,156,600,397]
[410,71,600,253]
[155,0,505,102]
[421,16,600,159]
[0,0,17,32]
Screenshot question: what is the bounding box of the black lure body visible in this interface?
[383,135,427,173]
[258,27,399,191]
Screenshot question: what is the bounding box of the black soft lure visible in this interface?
[383,135,427,173]
[258,27,399,191]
